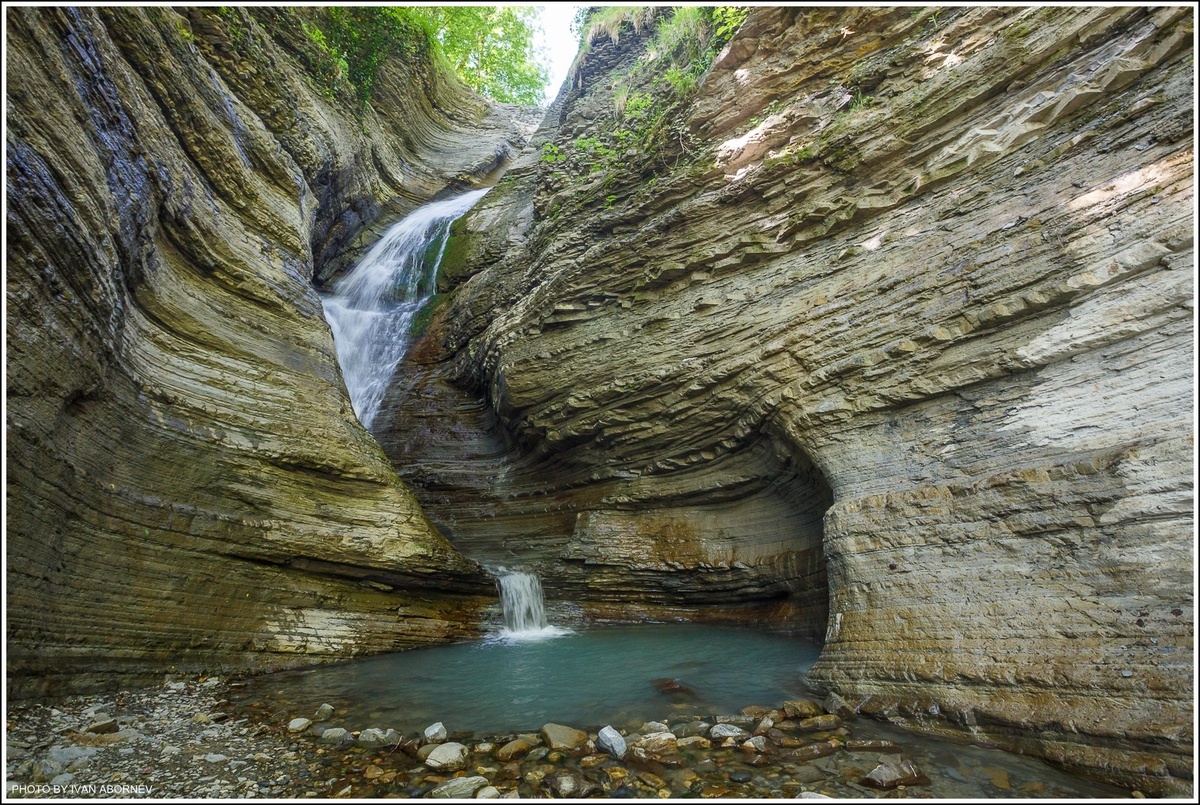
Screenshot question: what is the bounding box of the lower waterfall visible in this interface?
[495,571,573,642]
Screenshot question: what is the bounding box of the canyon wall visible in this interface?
[383,7,1194,794]
[5,6,535,697]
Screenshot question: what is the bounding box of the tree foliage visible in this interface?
[415,6,548,105]
[305,6,548,110]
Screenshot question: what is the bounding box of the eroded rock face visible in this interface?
[5,7,536,696]
[380,7,1193,793]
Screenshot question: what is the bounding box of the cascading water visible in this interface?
[320,189,489,430]
[495,571,573,642]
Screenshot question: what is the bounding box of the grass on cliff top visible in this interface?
[575,6,747,95]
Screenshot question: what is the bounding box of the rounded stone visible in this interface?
[540,723,588,751]
[429,775,488,798]
[424,742,469,771]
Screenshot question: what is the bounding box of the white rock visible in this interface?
[597,725,627,759]
[424,741,468,771]
[476,785,501,798]
[287,717,311,733]
[356,728,389,748]
[710,723,751,740]
[424,721,448,743]
[317,727,350,745]
[430,775,488,798]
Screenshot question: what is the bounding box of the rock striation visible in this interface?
[5,7,537,696]
[379,6,1194,794]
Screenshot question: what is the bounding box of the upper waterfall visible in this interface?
[321,189,489,429]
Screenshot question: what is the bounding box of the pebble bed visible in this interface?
[5,677,1133,799]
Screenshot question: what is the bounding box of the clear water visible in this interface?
[233,623,1131,798]
[237,624,822,736]
[320,189,488,430]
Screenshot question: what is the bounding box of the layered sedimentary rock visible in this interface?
[5,7,536,696]
[381,7,1193,793]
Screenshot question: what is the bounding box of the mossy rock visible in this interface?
[436,222,481,294]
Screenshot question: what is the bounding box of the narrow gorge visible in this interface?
[5,5,1194,798]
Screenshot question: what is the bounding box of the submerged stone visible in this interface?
[860,759,931,790]
[495,738,535,762]
[543,769,597,798]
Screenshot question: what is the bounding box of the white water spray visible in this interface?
[320,189,488,430]
[495,571,573,642]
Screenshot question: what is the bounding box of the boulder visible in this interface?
[286,717,312,733]
[823,692,857,720]
[795,715,842,733]
[31,759,65,783]
[424,742,469,771]
[860,759,931,790]
[85,717,119,735]
[544,769,598,798]
[317,728,351,746]
[494,738,535,762]
[424,722,448,743]
[782,700,825,720]
[430,775,489,799]
[314,704,335,722]
[540,723,588,751]
[709,723,751,741]
[741,735,769,754]
[597,726,627,759]
[671,721,711,738]
[356,728,391,749]
[785,742,838,761]
[634,732,677,757]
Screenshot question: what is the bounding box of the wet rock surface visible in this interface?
[6,678,1137,799]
